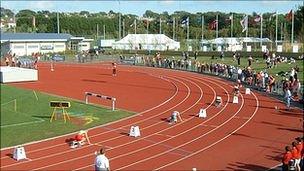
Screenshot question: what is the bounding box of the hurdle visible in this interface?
[85,92,116,111]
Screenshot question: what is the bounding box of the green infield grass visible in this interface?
[0,84,134,148]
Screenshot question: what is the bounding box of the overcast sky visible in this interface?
[1,1,303,16]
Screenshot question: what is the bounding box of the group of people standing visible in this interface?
[282,136,303,171]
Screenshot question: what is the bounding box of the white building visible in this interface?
[112,34,180,51]
[1,33,93,56]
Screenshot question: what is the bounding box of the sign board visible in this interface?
[293,45,298,53]
[246,46,251,52]
[13,146,27,161]
[129,126,140,137]
[40,45,54,50]
[277,45,283,52]
[198,108,207,118]
[50,101,70,108]
[245,88,251,95]
[217,46,222,52]
[203,46,207,52]
[262,45,267,52]
[232,96,239,104]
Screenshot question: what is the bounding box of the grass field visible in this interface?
[0,84,134,148]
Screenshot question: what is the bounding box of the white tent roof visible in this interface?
[113,34,178,45]
[202,37,272,45]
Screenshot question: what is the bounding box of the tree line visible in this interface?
[1,6,303,44]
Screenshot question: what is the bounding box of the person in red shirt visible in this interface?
[291,141,301,171]
[282,146,292,171]
[112,62,117,76]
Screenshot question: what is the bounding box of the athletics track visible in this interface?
[0,62,303,170]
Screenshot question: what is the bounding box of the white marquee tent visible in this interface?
[112,34,180,51]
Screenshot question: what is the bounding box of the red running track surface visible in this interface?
[1,62,302,170]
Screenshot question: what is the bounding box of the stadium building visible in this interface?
[0,33,93,56]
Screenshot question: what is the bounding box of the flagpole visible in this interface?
[201,15,204,40]
[147,20,149,34]
[260,13,263,47]
[96,24,99,38]
[291,10,294,44]
[57,12,60,34]
[275,11,278,46]
[187,17,189,41]
[159,18,162,34]
[231,14,233,37]
[246,15,248,38]
[103,25,106,40]
[135,19,137,34]
[216,14,218,38]
[280,22,283,41]
[173,17,175,40]
[118,13,121,39]
[122,19,125,37]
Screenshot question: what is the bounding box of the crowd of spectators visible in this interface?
[2,51,40,69]
[132,51,303,105]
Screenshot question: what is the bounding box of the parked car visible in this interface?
[51,54,65,61]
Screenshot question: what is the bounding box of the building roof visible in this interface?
[113,34,179,45]
[1,33,73,43]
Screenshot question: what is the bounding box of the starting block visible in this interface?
[13,146,27,161]
[70,140,85,149]
[129,125,140,137]
[215,96,222,107]
[245,88,251,95]
[233,96,239,104]
[198,108,207,118]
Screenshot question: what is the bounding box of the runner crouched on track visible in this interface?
[70,130,91,148]
[168,111,183,124]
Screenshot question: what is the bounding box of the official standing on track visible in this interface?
[112,62,117,76]
[94,148,110,171]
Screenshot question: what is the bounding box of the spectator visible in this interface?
[236,53,241,66]
[282,146,293,171]
[248,55,253,66]
[291,141,301,171]
[285,88,292,110]
[94,148,110,171]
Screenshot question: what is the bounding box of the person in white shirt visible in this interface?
[95,148,110,171]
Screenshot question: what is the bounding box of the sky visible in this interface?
[1,1,303,16]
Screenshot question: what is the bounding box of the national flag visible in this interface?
[181,17,189,27]
[143,19,149,28]
[166,19,174,25]
[225,14,233,21]
[254,15,261,23]
[286,10,292,21]
[240,15,248,32]
[208,20,217,30]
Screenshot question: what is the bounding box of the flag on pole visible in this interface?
[286,10,292,21]
[143,19,149,28]
[209,20,217,30]
[254,15,261,23]
[181,17,189,27]
[240,15,248,32]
